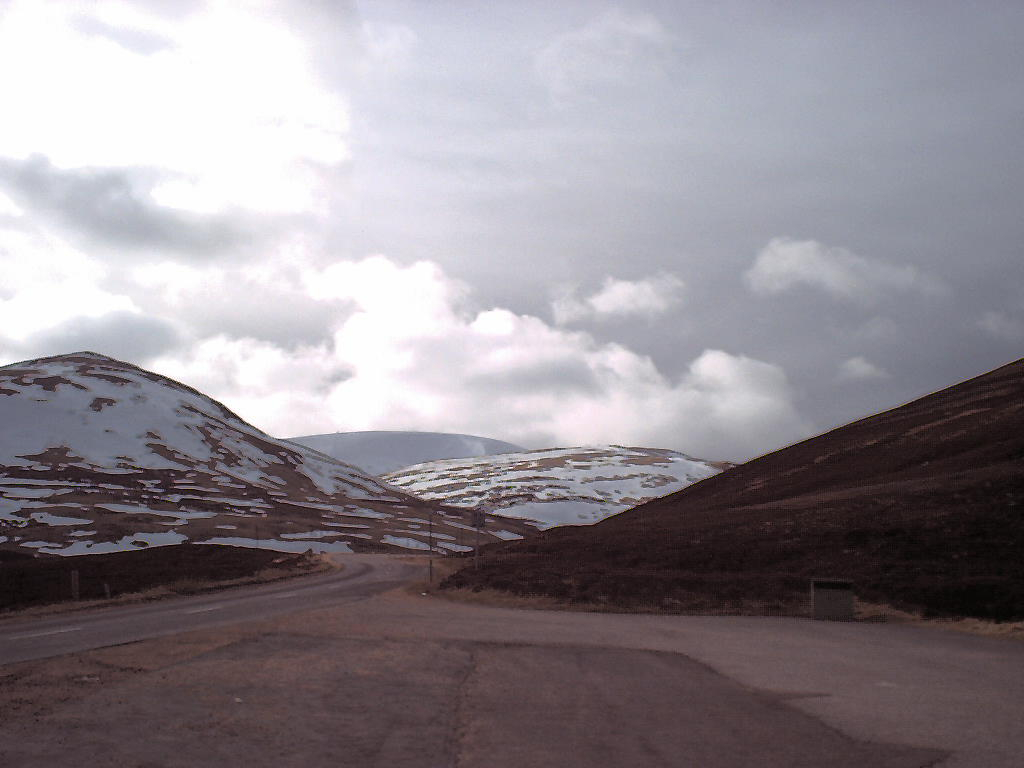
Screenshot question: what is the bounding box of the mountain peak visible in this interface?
[0,353,534,557]
[1,350,124,369]
[288,430,525,475]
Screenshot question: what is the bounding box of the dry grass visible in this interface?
[429,585,572,611]
[433,575,810,615]
[428,583,1024,638]
[856,599,1024,640]
[0,554,336,621]
[401,555,462,597]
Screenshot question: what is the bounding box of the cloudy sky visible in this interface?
[0,0,1021,461]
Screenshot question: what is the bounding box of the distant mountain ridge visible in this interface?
[287,431,524,475]
[384,446,726,529]
[0,352,533,557]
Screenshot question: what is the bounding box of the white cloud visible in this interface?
[360,21,417,73]
[553,273,684,324]
[745,238,940,303]
[128,255,343,347]
[145,256,805,460]
[1,219,806,458]
[0,227,138,342]
[978,310,1024,341]
[0,0,349,216]
[150,336,348,431]
[0,189,24,217]
[837,356,889,381]
[535,8,675,100]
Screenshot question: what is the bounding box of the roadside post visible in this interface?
[811,578,854,620]
[473,510,484,569]
[428,509,434,584]
[70,569,80,601]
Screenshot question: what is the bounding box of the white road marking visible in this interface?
[182,604,225,614]
[7,626,83,640]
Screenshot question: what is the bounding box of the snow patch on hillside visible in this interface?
[384,445,723,529]
[0,353,534,556]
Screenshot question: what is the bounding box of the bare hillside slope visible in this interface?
[445,357,1024,620]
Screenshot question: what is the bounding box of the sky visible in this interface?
[0,0,1021,461]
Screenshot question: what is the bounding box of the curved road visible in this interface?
[0,554,417,666]
[2,555,1022,767]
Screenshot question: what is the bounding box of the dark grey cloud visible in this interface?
[182,295,346,351]
[0,155,253,258]
[29,311,182,363]
[103,265,351,351]
[322,0,1024,444]
[465,356,601,396]
[5,0,1021,456]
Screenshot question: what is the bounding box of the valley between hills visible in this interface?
[1,350,1022,623]
[1,351,1023,768]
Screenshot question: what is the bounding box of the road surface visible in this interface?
[0,555,417,666]
[1,554,1021,767]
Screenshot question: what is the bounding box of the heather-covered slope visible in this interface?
[288,430,524,475]
[384,446,727,528]
[0,353,532,557]
[445,358,1024,621]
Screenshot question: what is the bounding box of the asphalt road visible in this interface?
[1,555,1022,767]
[0,555,418,665]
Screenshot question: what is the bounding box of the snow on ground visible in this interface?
[441,520,480,532]
[0,353,459,556]
[96,504,217,520]
[279,530,344,539]
[419,531,455,541]
[287,430,524,475]
[0,352,408,504]
[380,534,431,551]
[0,478,87,486]
[1,487,68,499]
[384,445,724,528]
[38,531,189,556]
[194,536,353,554]
[492,530,524,541]
[436,541,473,552]
[333,508,393,520]
[29,512,93,526]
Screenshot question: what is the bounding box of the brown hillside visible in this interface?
[444,358,1024,620]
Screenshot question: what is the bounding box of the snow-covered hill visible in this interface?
[383,446,728,529]
[287,431,524,475]
[0,353,531,557]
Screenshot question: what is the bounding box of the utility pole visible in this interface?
[428,509,434,584]
[473,510,483,570]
